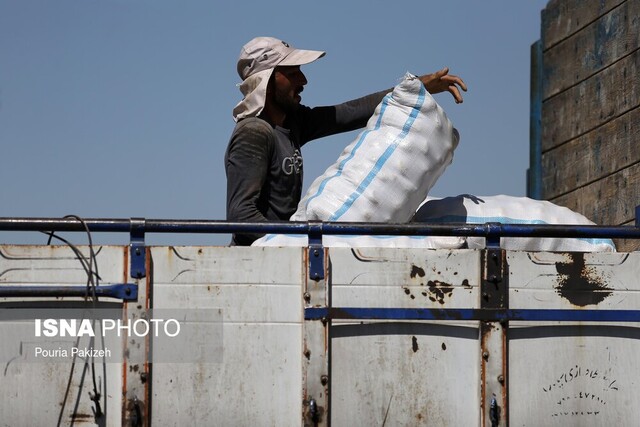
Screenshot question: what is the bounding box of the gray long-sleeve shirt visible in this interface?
[225,89,388,245]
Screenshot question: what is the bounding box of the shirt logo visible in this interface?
[282,150,303,175]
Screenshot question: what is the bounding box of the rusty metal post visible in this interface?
[480,248,509,426]
[122,245,151,426]
[302,235,330,427]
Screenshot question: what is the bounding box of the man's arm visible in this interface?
[334,89,390,129]
[297,68,466,144]
[225,119,273,245]
[296,89,389,143]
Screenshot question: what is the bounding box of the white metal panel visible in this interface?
[508,251,640,426]
[150,246,304,286]
[330,248,479,308]
[0,245,126,427]
[508,252,640,309]
[0,244,127,286]
[2,353,124,426]
[329,248,481,425]
[510,327,640,426]
[331,321,480,426]
[149,246,304,426]
[151,325,302,426]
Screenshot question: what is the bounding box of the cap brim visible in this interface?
[279,49,325,67]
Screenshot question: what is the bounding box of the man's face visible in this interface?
[272,66,308,113]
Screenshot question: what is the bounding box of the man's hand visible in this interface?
[418,68,467,104]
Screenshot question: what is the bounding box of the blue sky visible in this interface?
[0,0,550,245]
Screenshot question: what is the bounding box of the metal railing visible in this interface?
[1,217,640,240]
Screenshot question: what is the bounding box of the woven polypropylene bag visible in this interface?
[413,194,616,252]
[252,233,465,249]
[290,72,459,223]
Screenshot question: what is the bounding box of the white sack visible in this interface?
[291,72,459,223]
[413,194,616,252]
[253,233,465,249]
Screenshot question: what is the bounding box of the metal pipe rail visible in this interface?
[0,284,138,301]
[305,308,640,323]
[1,217,640,239]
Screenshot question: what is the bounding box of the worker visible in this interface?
[225,36,467,245]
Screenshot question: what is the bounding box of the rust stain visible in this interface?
[411,336,419,353]
[303,344,311,360]
[479,321,495,420]
[69,413,92,420]
[403,287,416,299]
[124,243,130,281]
[410,265,426,278]
[555,253,612,306]
[427,280,454,304]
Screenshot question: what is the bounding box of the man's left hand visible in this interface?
[418,68,467,104]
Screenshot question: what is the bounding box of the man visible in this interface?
[225,36,466,246]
